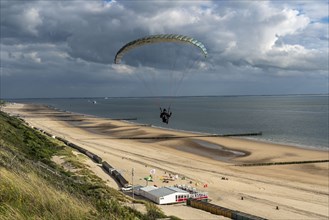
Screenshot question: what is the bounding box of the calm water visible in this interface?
[12,95,329,150]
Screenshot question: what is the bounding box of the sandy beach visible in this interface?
[3,103,329,219]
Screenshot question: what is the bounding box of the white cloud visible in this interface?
[112,64,135,74]
[24,8,42,35]
[27,52,41,63]
[1,0,327,98]
[147,8,201,34]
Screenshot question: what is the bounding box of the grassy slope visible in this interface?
[0,110,178,220]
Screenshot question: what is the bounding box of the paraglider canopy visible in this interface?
[114,34,207,64]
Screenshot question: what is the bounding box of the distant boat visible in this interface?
[92,101,97,104]
[104,97,108,99]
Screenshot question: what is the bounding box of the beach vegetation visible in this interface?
[0,111,181,220]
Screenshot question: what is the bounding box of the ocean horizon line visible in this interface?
[4,93,329,100]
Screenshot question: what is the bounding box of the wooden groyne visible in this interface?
[117,132,262,140]
[236,159,329,167]
[110,118,137,121]
[187,198,266,220]
[221,132,262,137]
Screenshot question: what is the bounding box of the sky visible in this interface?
[1,0,328,99]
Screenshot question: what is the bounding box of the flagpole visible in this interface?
[132,168,134,201]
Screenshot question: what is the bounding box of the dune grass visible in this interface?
[0,168,96,220]
[0,110,177,220]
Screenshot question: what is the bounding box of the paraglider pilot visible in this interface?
[160,108,172,124]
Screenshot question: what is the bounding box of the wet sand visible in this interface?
[3,103,329,219]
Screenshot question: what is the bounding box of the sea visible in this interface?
[10,95,329,150]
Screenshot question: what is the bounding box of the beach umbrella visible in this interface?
[144,175,153,181]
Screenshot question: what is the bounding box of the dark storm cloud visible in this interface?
[1,0,328,98]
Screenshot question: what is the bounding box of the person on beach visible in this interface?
[160,108,172,124]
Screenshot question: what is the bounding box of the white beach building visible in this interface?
[137,186,190,205]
